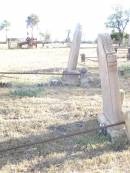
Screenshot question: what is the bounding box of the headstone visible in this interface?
[80,53,86,63]
[62,24,82,85]
[97,34,124,138]
[67,24,82,70]
[127,34,130,60]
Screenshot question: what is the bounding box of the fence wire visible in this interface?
[0,121,125,154]
[0,71,80,75]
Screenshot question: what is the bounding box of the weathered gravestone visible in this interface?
[127,34,130,60]
[97,34,125,139]
[63,24,81,85]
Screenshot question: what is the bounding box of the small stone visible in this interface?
[0,82,12,88]
[49,79,63,87]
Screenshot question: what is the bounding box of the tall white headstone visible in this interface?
[63,24,82,85]
[67,24,82,71]
[97,34,124,138]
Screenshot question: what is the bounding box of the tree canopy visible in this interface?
[105,6,130,43]
[39,31,51,43]
[0,20,11,41]
[26,14,40,38]
[0,20,10,31]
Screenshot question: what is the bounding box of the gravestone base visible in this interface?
[62,70,80,86]
[98,113,127,143]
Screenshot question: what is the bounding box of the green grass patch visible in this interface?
[74,133,110,149]
[119,63,130,76]
[10,86,44,97]
[74,133,128,152]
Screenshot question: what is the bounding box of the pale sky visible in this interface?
[0,0,130,41]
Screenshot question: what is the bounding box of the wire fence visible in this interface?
[0,121,125,154]
[0,71,80,75]
[0,68,126,155]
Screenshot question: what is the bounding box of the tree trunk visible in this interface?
[5,28,8,42]
[31,27,33,38]
[119,31,123,46]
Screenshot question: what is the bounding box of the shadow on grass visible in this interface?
[0,119,128,172]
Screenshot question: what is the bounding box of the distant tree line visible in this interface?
[1,5,130,45]
[0,14,51,43]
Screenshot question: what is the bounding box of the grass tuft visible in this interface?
[119,63,130,76]
[74,133,110,149]
[10,86,44,97]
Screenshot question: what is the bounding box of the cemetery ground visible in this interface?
[0,48,130,172]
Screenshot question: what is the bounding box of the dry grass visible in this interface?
[0,48,130,173]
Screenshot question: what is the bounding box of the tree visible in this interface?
[39,32,44,41]
[0,20,10,41]
[110,30,128,43]
[44,32,51,43]
[39,31,51,43]
[105,5,130,44]
[26,14,40,38]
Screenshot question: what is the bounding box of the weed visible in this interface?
[10,86,44,97]
[119,63,130,76]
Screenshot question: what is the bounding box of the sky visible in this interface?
[0,0,130,41]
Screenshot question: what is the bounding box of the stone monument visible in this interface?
[97,34,125,139]
[63,24,82,85]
